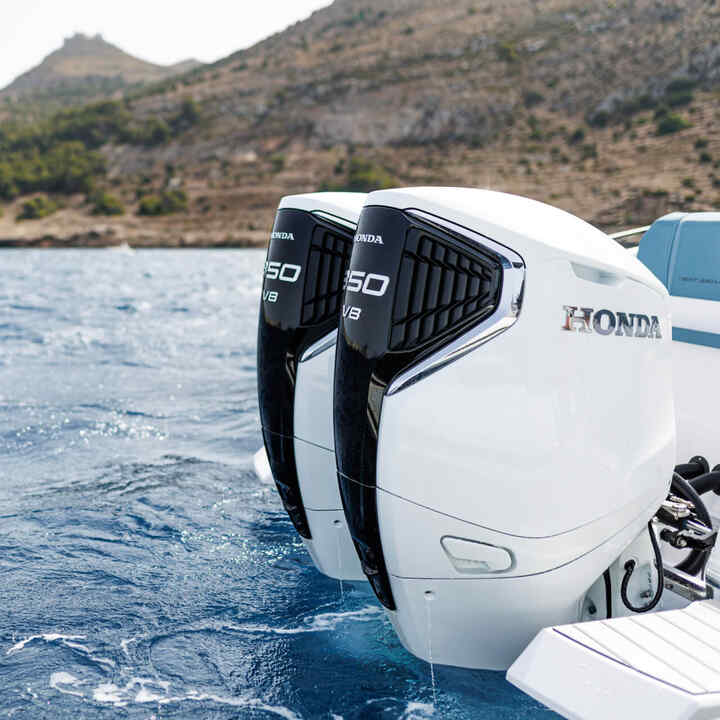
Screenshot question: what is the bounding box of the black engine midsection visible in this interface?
[334,205,503,608]
[257,208,354,539]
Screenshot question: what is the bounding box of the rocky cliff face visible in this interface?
[129,0,719,149]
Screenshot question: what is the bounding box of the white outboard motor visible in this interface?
[333,187,675,669]
[257,192,366,580]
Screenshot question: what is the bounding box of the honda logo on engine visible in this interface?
[354,233,383,245]
[562,306,662,338]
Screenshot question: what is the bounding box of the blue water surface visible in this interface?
[0,248,558,719]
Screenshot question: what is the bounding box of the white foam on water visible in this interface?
[365,699,434,719]
[130,677,170,703]
[172,692,301,719]
[400,702,435,719]
[63,641,115,668]
[120,637,137,659]
[49,672,84,698]
[8,632,117,673]
[88,677,300,718]
[91,677,171,706]
[230,605,383,635]
[93,682,128,706]
[135,686,167,703]
[7,633,86,655]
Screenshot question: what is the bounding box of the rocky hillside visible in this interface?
[1,0,719,246]
[1,34,201,107]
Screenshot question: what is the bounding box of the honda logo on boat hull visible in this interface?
[563,306,662,338]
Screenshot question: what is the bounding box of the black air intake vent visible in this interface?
[390,229,502,352]
[258,208,355,540]
[334,206,506,610]
[301,228,352,326]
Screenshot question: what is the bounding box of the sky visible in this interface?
[0,0,332,89]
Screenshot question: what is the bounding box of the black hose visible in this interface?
[675,456,710,481]
[620,521,664,613]
[671,472,712,576]
[690,471,720,496]
[603,569,612,619]
[675,463,706,480]
[681,550,711,578]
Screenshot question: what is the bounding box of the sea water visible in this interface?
[0,249,558,719]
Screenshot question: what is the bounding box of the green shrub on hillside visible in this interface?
[0,161,18,199]
[51,101,134,148]
[587,111,610,128]
[0,97,202,202]
[0,141,105,200]
[321,156,396,193]
[137,117,171,146]
[138,189,188,216]
[173,98,201,132]
[348,157,395,191]
[17,195,58,220]
[497,41,519,63]
[580,143,598,160]
[329,157,395,192]
[270,154,286,173]
[664,78,696,108]
[523,90,545,109]
[616,94,658,119]
[588,78,696,127]
[90,190,125,215]
[656,113,691,136]
[567,127,585,145]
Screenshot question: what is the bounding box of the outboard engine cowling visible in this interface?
[334,188,675,669]
[258,192,366,580]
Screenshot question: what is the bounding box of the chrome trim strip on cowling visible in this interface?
[386,209,526,396]
[300,329,338,362]
[311,210,358,231]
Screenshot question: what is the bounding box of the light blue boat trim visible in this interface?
[672,327,720,349]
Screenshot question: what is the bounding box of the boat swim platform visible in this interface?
[508,600,720,720]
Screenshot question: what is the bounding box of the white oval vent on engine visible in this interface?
[440,536,514,574]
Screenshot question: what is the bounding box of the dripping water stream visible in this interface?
[334,519,345,603]
[425,590,437,706]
